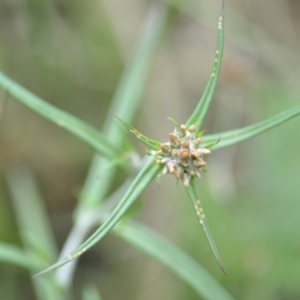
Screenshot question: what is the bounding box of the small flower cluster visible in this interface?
[155,124,211,187]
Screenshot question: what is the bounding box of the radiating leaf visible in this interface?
[165,117,178,130]
[186,178,226,274]
[34,158,162,277]
[202,104,300,151]
[116,116,161,151]
[78,4,170,209]
[196,130,207,138]
[185,1,224,132]
[113,220,234,300]
[203,136,220,149]
[0,72,118,160]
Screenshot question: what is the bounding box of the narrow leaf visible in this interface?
[7,167,58,261]
[55,7,170,287]
[0,243,39,270]
[203,136,220,149]
[0,72,118,160]
[116,116,161,151]
[202,104,300,151]
[185,1,224,132]
[34,158,161,277]
[165,117,178,130]
[113,221,234,300]
[102,4,169,132]
[78,4,169,209]
[6,167,64,300]
[186,178,226,274]
[196,130,207,138]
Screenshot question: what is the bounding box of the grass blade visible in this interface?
[102,4,169,133]
[202,104,300,151]
[0,241,63,300]
[0,72,118,159]
[6,166,64,300]
[0,243,39,270]
[7,167,58,262]
[34,159,161,277]
[55,5,170,288]
[78,4,169,209]
[185,1,224,132]
[113,220,234,300]
[116,116,161,150]
[186,178,226,274]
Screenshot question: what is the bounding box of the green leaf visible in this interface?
[78,5,170,209]
[202,104,300,151]
[186,178,226,274]
[203,136,220,149]
[116,116,161,151]
[7,167,58,262]
[0,72,118,160]
[185,1,224,132]
[0,243,38,270]
[34,158,162,277]
[196,130,207,138]
[6,167,64,300]
[165,117,178,130]
[102,5,169,133]
[113,221,234,300]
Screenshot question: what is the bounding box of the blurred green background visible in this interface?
[1,0,300,299]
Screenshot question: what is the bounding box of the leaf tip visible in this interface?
[221,265,227,276]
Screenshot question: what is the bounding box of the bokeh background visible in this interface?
[1,0,300,299]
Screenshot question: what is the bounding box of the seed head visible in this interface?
[178,148,191,161]
[155,124,211,187]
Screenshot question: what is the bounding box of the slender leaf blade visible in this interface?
[7,167,58,262]
[113,221,234,300]
[6,167,64,300]
[78,4,170,209]
[34,158,161,277]
[116,116,161,151]
[203,136,220,149]
[55,6,170,288]
[186,178,226,274]
[185,1,224,132]
[0,243,38,270]
[202,104,300,150]
[102,4,169,133]
[0,72,118,159]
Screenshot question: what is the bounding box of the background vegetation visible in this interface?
[0,0,300,299]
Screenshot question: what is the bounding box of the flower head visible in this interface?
[155,124,211,187]
[116,116,214,187]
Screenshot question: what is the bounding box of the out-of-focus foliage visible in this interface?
[1,0,300,299]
